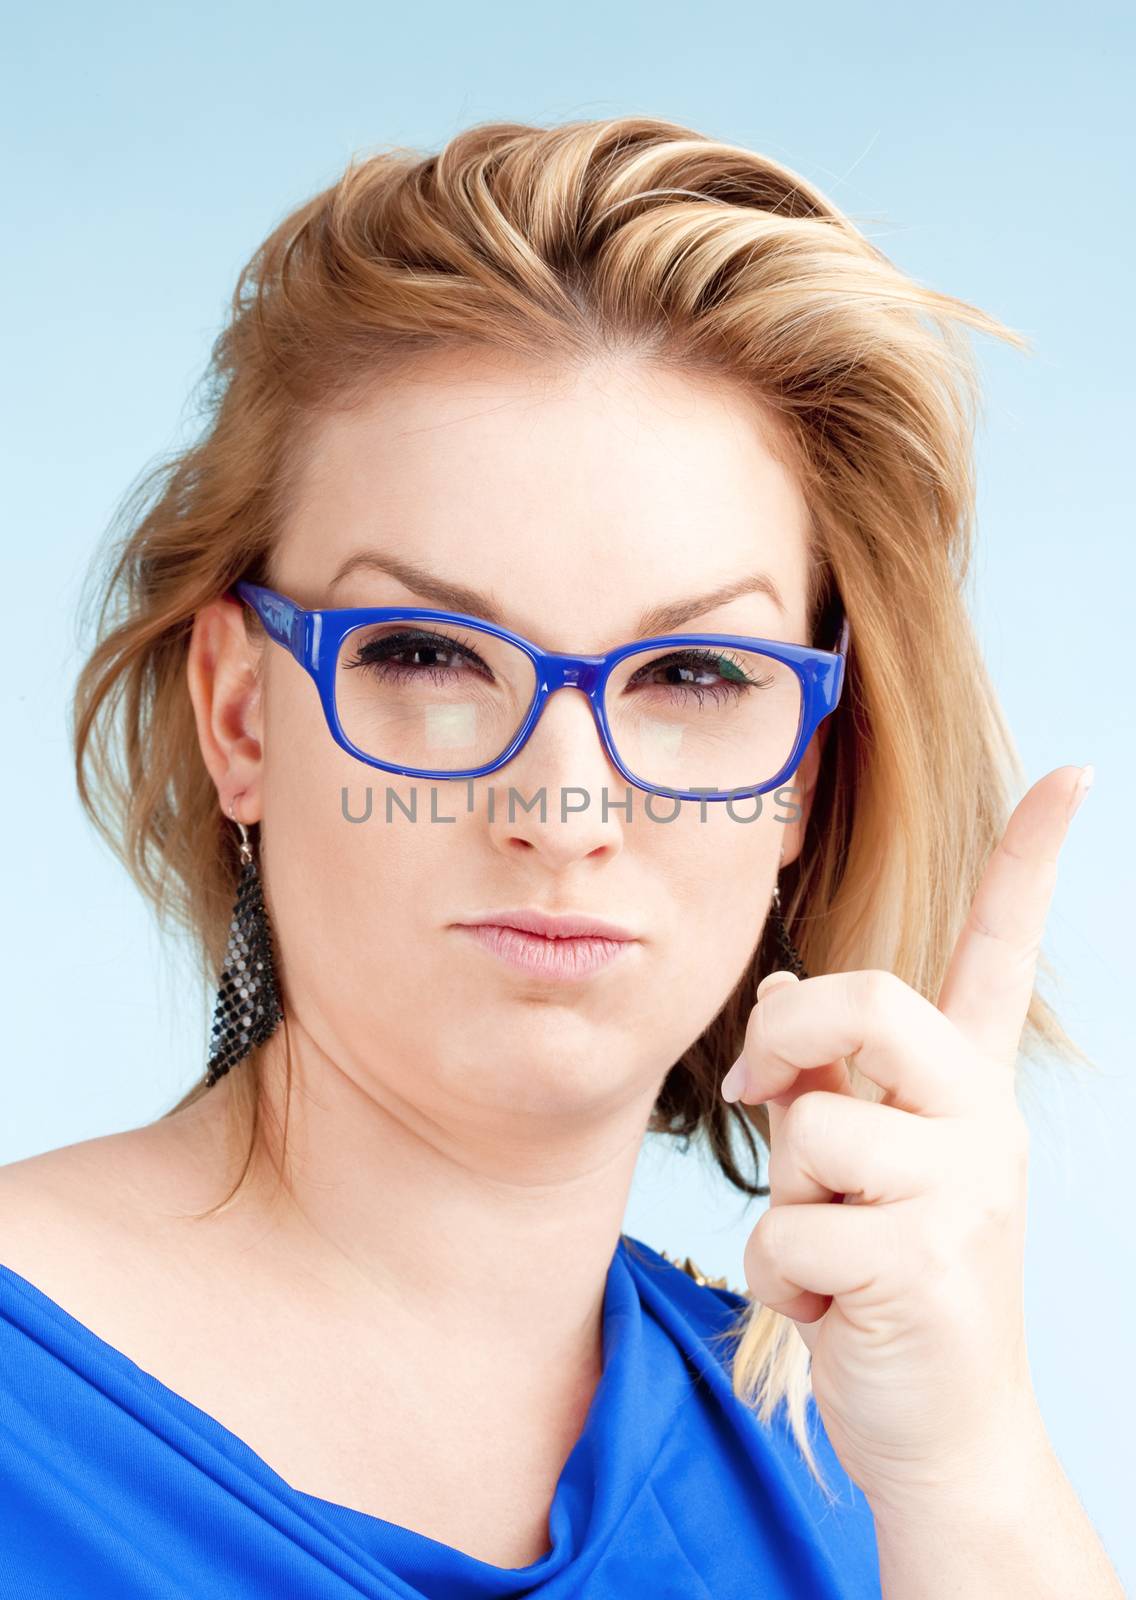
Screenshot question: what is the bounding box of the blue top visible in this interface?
[0,1233,881,1598]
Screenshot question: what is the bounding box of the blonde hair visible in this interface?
[72,114,1090,1501]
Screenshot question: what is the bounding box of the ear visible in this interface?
[186,595,266,823]
[777,721,829,869]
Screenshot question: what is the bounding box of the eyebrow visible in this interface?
[327,549,788,637]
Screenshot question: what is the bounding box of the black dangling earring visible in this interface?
[205,805,284,1087]
[767,880,809,981]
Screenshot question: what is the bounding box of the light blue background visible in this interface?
[3,1,1132,1586]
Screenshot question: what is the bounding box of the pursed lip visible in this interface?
[456,908,638,941]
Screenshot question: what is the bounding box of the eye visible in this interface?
[342,629,494,684]
[624,648,776,702]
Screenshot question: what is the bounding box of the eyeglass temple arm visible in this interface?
[227,581,308,664]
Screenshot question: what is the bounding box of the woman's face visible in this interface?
[201,351,820,1129]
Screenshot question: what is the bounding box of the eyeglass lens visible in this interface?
[334,618,803,793]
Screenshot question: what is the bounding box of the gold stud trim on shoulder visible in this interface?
[656,1248,737,1293]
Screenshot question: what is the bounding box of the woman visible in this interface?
[0,115,1121,1597]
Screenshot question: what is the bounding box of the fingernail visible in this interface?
[757,969,800,1001]
[1068,764,1095,821]
[721,1054,748,1103]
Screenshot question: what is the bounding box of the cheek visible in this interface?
[258,673,435,1014]
[262,791,451,1051]
[638,802,779,989]
[261,664,356,871]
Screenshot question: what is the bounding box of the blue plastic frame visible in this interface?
[227,579,850,802]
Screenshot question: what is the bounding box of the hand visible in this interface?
[720,764,1094,1518]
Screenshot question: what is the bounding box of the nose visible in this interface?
[503,680,622,806]
[484,686,628,864]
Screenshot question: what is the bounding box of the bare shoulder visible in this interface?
[0,1110,232,1329]
[0,1130,150,1244]
[0,1116,314,1472]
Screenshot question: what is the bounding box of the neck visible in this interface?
[191,1016,653,1375]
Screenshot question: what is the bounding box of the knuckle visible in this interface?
[853,966,905,1020]
[747,1203,786,1270]
[737,1001,761,1065]
[743,987,788,1086]
[849,969,910,1069]
[742,1226,768,1293]
[749,987,779,1050]
[780,1090,831,1167]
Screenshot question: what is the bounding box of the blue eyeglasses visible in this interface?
[228,579,850,803]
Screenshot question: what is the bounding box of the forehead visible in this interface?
[274,352,812,639]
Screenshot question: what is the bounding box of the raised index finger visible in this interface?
[936,764,1091,1067]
